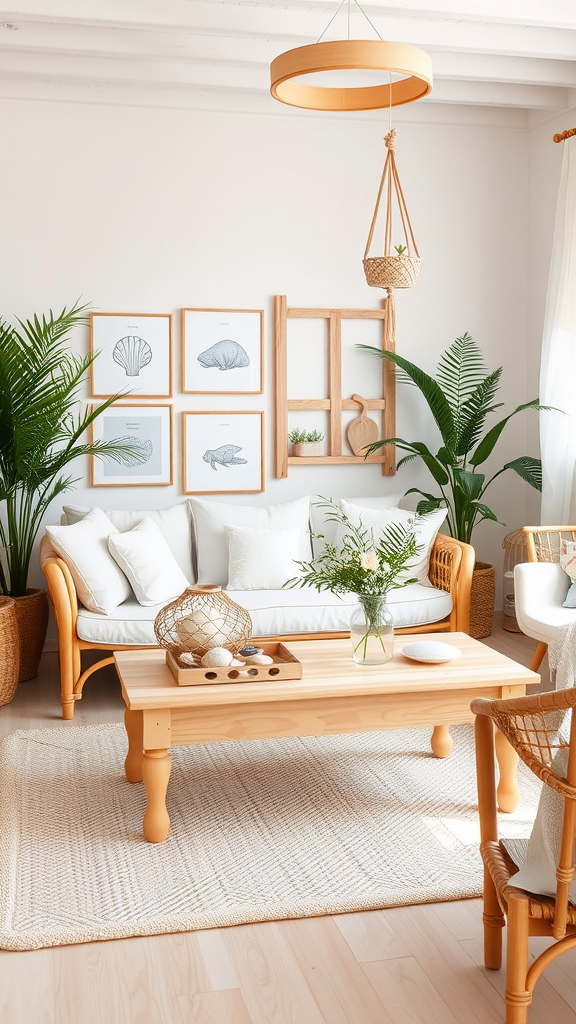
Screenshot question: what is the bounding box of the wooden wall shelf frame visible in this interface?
[274,296,395,478]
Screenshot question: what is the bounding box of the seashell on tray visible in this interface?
[113,335,153,376]
[197,339,250,371]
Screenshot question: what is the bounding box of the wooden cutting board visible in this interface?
[347,394,379,456]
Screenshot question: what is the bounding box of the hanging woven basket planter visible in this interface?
[363,127,421,291]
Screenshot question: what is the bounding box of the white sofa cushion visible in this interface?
[226,525,302,590]
[340,501,447,586]
[47,508,132,615]
[62,502,194,583]
[108,518,189,606]
[190,496,312,587]
[75,583,453,646]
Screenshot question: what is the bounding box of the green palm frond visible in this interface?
[0,301,146,595]
[435,334,488,414]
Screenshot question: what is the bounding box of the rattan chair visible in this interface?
[472,687,576,1024]
[514,526,576,673]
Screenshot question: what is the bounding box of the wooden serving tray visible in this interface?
[166,642,303,686]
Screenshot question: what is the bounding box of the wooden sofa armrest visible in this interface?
[429,533,475,633]
[40,534,79,642]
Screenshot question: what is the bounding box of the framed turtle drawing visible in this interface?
[90,313,172,398]
[90,404,173,486]
[182,308,264,394]
[183,411,264,494]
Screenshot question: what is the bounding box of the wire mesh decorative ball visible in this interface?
[154,585,252,663]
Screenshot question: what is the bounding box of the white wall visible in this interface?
[0,96,533,635]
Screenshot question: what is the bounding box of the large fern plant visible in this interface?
[361,334,548,545]
[0,302,144,596]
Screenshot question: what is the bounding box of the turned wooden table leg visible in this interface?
[124,709,144,783]
[431,724,453,758]
[495,727,520,813]
[142,748,171,843]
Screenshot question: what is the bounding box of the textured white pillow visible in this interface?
[108,518,189,607]
[339,501,447,586]
[46,508,132,614]
[190,496,312,586]
[62,502,194,582]
[226,525,302,590]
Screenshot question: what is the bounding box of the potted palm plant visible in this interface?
[0,301,145,680]
[359,333,550,638]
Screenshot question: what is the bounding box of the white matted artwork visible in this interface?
[183,411,264,494]
[182,308,263,394]
[90,313,172,398]
[91,404,173,487]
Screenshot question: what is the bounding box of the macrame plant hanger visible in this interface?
[363,124,421,351]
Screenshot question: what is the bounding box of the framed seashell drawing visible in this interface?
[90,313,172,398]
[90,404,173,486]
[182,308,263,394]
[183,411,264,494]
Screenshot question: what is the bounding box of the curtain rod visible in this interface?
[553,128,576,143]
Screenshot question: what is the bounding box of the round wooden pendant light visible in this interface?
[270,39,433,112]
[270,0,432,112]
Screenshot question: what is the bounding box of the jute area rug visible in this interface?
[0,722,540,951]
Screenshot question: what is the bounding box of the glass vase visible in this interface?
[350,594,394,666]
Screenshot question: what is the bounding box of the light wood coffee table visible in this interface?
[115,632,539,843]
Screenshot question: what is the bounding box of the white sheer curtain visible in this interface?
[540,136,576,523]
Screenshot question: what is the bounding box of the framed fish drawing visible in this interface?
[90,404,173,486]
[183,411,264,494]
[90,313,172,398]
[182,308,264,394]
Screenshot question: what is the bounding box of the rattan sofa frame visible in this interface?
[522,525,576,673]
[41,531,474,720]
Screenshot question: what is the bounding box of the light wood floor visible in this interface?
[1,618,574,1024]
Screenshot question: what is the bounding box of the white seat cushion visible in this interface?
[75,584,452,646]
[514,562,576,644]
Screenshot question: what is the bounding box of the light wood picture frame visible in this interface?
[182,308,264,394]
[90,404,173,487]
[90,313,172,398]
[183,411,264,494]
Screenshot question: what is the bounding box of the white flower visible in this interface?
[360,550,379,572]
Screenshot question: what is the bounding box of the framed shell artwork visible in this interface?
[90,313,172,398]
[182,308,264,394]
[90,404,173,487]
[183,411,264,494]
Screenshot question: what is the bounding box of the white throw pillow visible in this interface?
[62,501,194,582]
[226,525,302,590]
[46,508,132,614]
[311,493,404,556]
[108,518,190,607]
[339,500,447,586]
[190,496,312,586]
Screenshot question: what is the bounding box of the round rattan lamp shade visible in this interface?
[270,40,433,111]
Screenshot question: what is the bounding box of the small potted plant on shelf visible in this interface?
[288,428,325,457]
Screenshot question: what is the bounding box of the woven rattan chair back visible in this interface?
[522,525,576,563]
[472,687,576,1023]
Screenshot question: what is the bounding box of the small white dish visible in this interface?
[401,641,462,664]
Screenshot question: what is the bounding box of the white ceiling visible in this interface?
[0,1,575,118]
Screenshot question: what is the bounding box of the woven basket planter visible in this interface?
[469,562,495,640]
[12,588,49,682]
[292,441,323,457]
[363,254,421,290]
[0,596,19,706]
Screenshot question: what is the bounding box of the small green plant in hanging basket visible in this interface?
[362,129,421,291]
